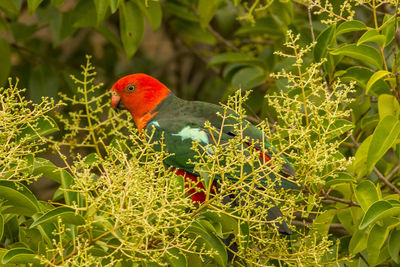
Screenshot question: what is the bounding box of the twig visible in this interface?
[307,0,315,42]
[207,25,240,52]
[322,194,360,207]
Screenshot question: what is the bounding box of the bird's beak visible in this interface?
[111,93,124,111]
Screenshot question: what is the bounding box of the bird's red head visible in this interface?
[111,73,171,131]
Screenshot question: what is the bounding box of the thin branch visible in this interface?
[307,0,316,42]
[207,25,241,52]
[322,194,360,207]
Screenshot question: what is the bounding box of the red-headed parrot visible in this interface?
[111,74,297,234]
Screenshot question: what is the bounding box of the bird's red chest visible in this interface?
[173,168,215,203]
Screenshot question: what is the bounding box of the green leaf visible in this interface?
[313,25,335,62]
[209,52,266,68]
[359,200,400,229]
[0,214,3,240]
[378,94,400,120]
[231,66,266,90]
[0,37,11,86]
[330,44,383,69]
[357,29,386,47]
[355,180,379,212]
[336,20,367,35]
[349,228,368,254]
[366,115,400,172]
[389,229,400,263]
[0,181,40,216]
[311,209,337,236]
[60,170,78,206]
[71,0,97,28]
[325,172,356,188]
[119,1,144,58]
[382,14,396,46]
[338,66,391,96]
[30,206,85,228]
[27,0,43,13]
[326,119,353,139]
[188,221,227,266]
[166,248,187,267]
[109,0,120,13]
[367,224,389,266]
[366,70,391,94]
[93,0,109,26]
[165,2,198,22]
[0,0,19,18]
[96,23,123,52]
[1,248,39,264]
[352,135,372,177]
[136,0,162,31]
[197,0,221,29]
[33,158,62,183]
[28,63,60,103]
[16,116,59,143]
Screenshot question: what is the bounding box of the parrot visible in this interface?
[110,73,298,234]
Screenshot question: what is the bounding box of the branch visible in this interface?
[207,25,241,52]
[322,194,360,207]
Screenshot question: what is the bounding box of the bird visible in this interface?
[110,73,298,234]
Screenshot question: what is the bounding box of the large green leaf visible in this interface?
[378,94,400,120]
[351,135,372,177]
[120,1,144,58]
[313,25,335,62]
[357,29,386,47]
[231,66,266,90]
[349,228,368,254]
[389,229,400,263]
[0,37,11,86]
[136,0,162,31]
[359,200,400,229]
[109,0,120,13]
[310,209,337,236]
[366,70,391,94]
[330,44,383,69]
[336,20,367,35]
[367,224,389,266]
[30,206,85,228]
[1,248,40,264]
[93,0,109,26]
[0,214,3,240]
[366,115,400,172]
[27,0,43,13]
[0,181,40,216]
[197,0,222,29]
[354,181,379,212]
[165,248,187,267]
[32,158,62,183]
[382,14,396,46]
[338,66,391,96]
[188,220,227,266]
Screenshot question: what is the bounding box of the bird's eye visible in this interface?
[126,84,135,92]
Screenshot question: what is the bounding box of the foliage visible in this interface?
[1,0,400,266]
